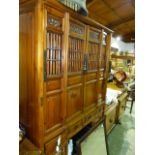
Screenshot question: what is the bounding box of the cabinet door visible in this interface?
[84,27,102,110]
[66,19,86,119]
[44,7,65,132]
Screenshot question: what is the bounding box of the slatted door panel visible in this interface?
[44,8,65,133]
[87,42,99,71]
[68,37,83,73]
[66,19,86,119]
[84,27,101,110]
[46,32,62,77]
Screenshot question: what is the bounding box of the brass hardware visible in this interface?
[83,54,88,73]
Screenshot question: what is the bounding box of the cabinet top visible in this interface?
[19,0,113,34]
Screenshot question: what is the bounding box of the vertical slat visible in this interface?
[59,34,61,74]
[80,40,82,71]
[70,38,74,72]
[70,38,72,72]
[50,33,53,75]
[68,38,70,72]
[55,33,57,75]
[91,43,92,70]
[55,34,57,75]
[52,33,55,75]
[79,40,80,71]
[73,38,75,72]
[77,39,80,71]
[93,43,97,69]
[77,39,79,71]
[47,33,50,77]
[71,37,72,72]
[56,33,58,75]
[51,33,54,75]
[69,38,71,72]
[75,38,77,72]
[96,44,98,69]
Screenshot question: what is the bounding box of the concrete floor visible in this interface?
[108,101,135,155]
[71,102,135,155]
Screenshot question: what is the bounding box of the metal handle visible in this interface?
[83,54,88,73]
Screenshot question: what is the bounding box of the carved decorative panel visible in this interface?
[70,23,84,34]
[47,14,62,29]
[89,31,100,42]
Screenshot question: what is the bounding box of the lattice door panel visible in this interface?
[88,42,99,71]
[68,37,84,73]
[46,31,63,78]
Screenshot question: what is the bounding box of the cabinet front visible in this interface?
[43,7,109,133]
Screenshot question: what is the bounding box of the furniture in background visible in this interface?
[111,53,135,74]
[19,0,112,154]
[104,83,128,134]
[105,102,118,135]
[116,91,128,122]
[127,90,135,113]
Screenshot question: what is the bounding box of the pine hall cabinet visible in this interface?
[19,0,112,154]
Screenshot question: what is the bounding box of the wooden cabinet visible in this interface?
[104,90,128,134]
[19,0,112,154]
[105,103,117,134]
[116,91,128,122]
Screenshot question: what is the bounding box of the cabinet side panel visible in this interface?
[19,11,36,143]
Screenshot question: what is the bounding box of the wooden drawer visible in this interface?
[105,105,117,134]
[45,133,66,155]
[68,119,83,138]
[118,99,127,119]
[117,91,128,120]
[118,91,128,102]
[84,112,94,126]
[92,108,103,124]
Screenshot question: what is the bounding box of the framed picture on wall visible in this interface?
[76,120,109,155]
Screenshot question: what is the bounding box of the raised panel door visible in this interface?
[66,19,86,119]
[84,27,101,110]
[44,8,65,133]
